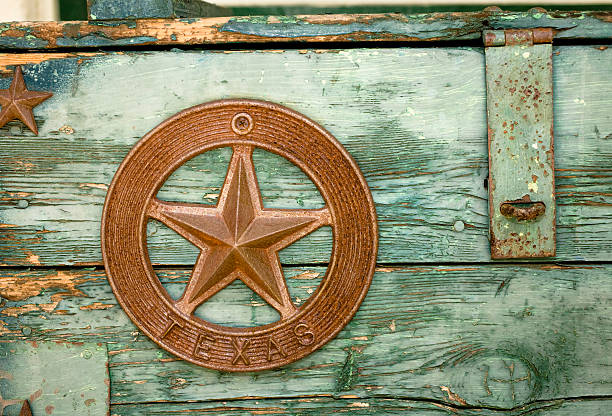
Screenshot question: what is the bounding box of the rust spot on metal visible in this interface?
[505,29,533,45]
[483,31,503,47]
[533,28,554,44]
[490,228,555,259]
[500,195,546,221]
[101,99,378,371]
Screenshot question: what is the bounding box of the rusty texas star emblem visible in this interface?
[101,100,378,371]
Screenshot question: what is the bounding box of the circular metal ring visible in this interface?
[102,99,378,371]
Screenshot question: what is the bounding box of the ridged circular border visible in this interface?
[101,100,378,371]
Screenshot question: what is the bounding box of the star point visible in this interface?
[20,400,32,416]
[0,66,52,135]
[148,145,331,320]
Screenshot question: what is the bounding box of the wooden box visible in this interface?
[0,3,611,415]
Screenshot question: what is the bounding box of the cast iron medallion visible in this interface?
[0,66,52,135]
[101,100,377,371]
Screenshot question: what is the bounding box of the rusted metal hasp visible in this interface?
[484,28,556,259]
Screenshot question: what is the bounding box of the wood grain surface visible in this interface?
[111,398,612,416]
[0,46,610,266]
[0,264,609,411]
[0,341,108,416]
[0,29,611,415]
[87,0,229,20]
[0,11,611,50]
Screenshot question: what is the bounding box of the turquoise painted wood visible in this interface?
[88,0,227,20]
[0,12,611,50]
[111,398,612,416]
[0,341,108,416]
[0,265,610,411]
[0,9,610,416]
[0,47,610,266]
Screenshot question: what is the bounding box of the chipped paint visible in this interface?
[440,385,468,406]
[58,125,74,134]
[79,183,109,191]
[0,45,610,270]
[0,12,609,50]
[291,271,321,280]
[79,302,114,311]
[0,266,611,408]
[0,319,18,335]
[2,304,39,317]
[0,52,103,75]
[0,270,90,302]
[26,253,40,265]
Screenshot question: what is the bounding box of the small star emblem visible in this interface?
[147,145,331,319]
[0,66,52,135]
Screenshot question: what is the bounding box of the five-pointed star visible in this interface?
[147,145,332,319]
[0,66,52,135]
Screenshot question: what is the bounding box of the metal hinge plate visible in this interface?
[484,28,556,259]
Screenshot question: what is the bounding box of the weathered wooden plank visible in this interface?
[0,341,108,416]
[0,265,609,409]
[111,397,612,416]
[0,11,611,50]
[87,0,229,20]
[1,47,610,265]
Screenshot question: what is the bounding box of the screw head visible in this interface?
[453,220,465,232]
[231,112,254,135]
